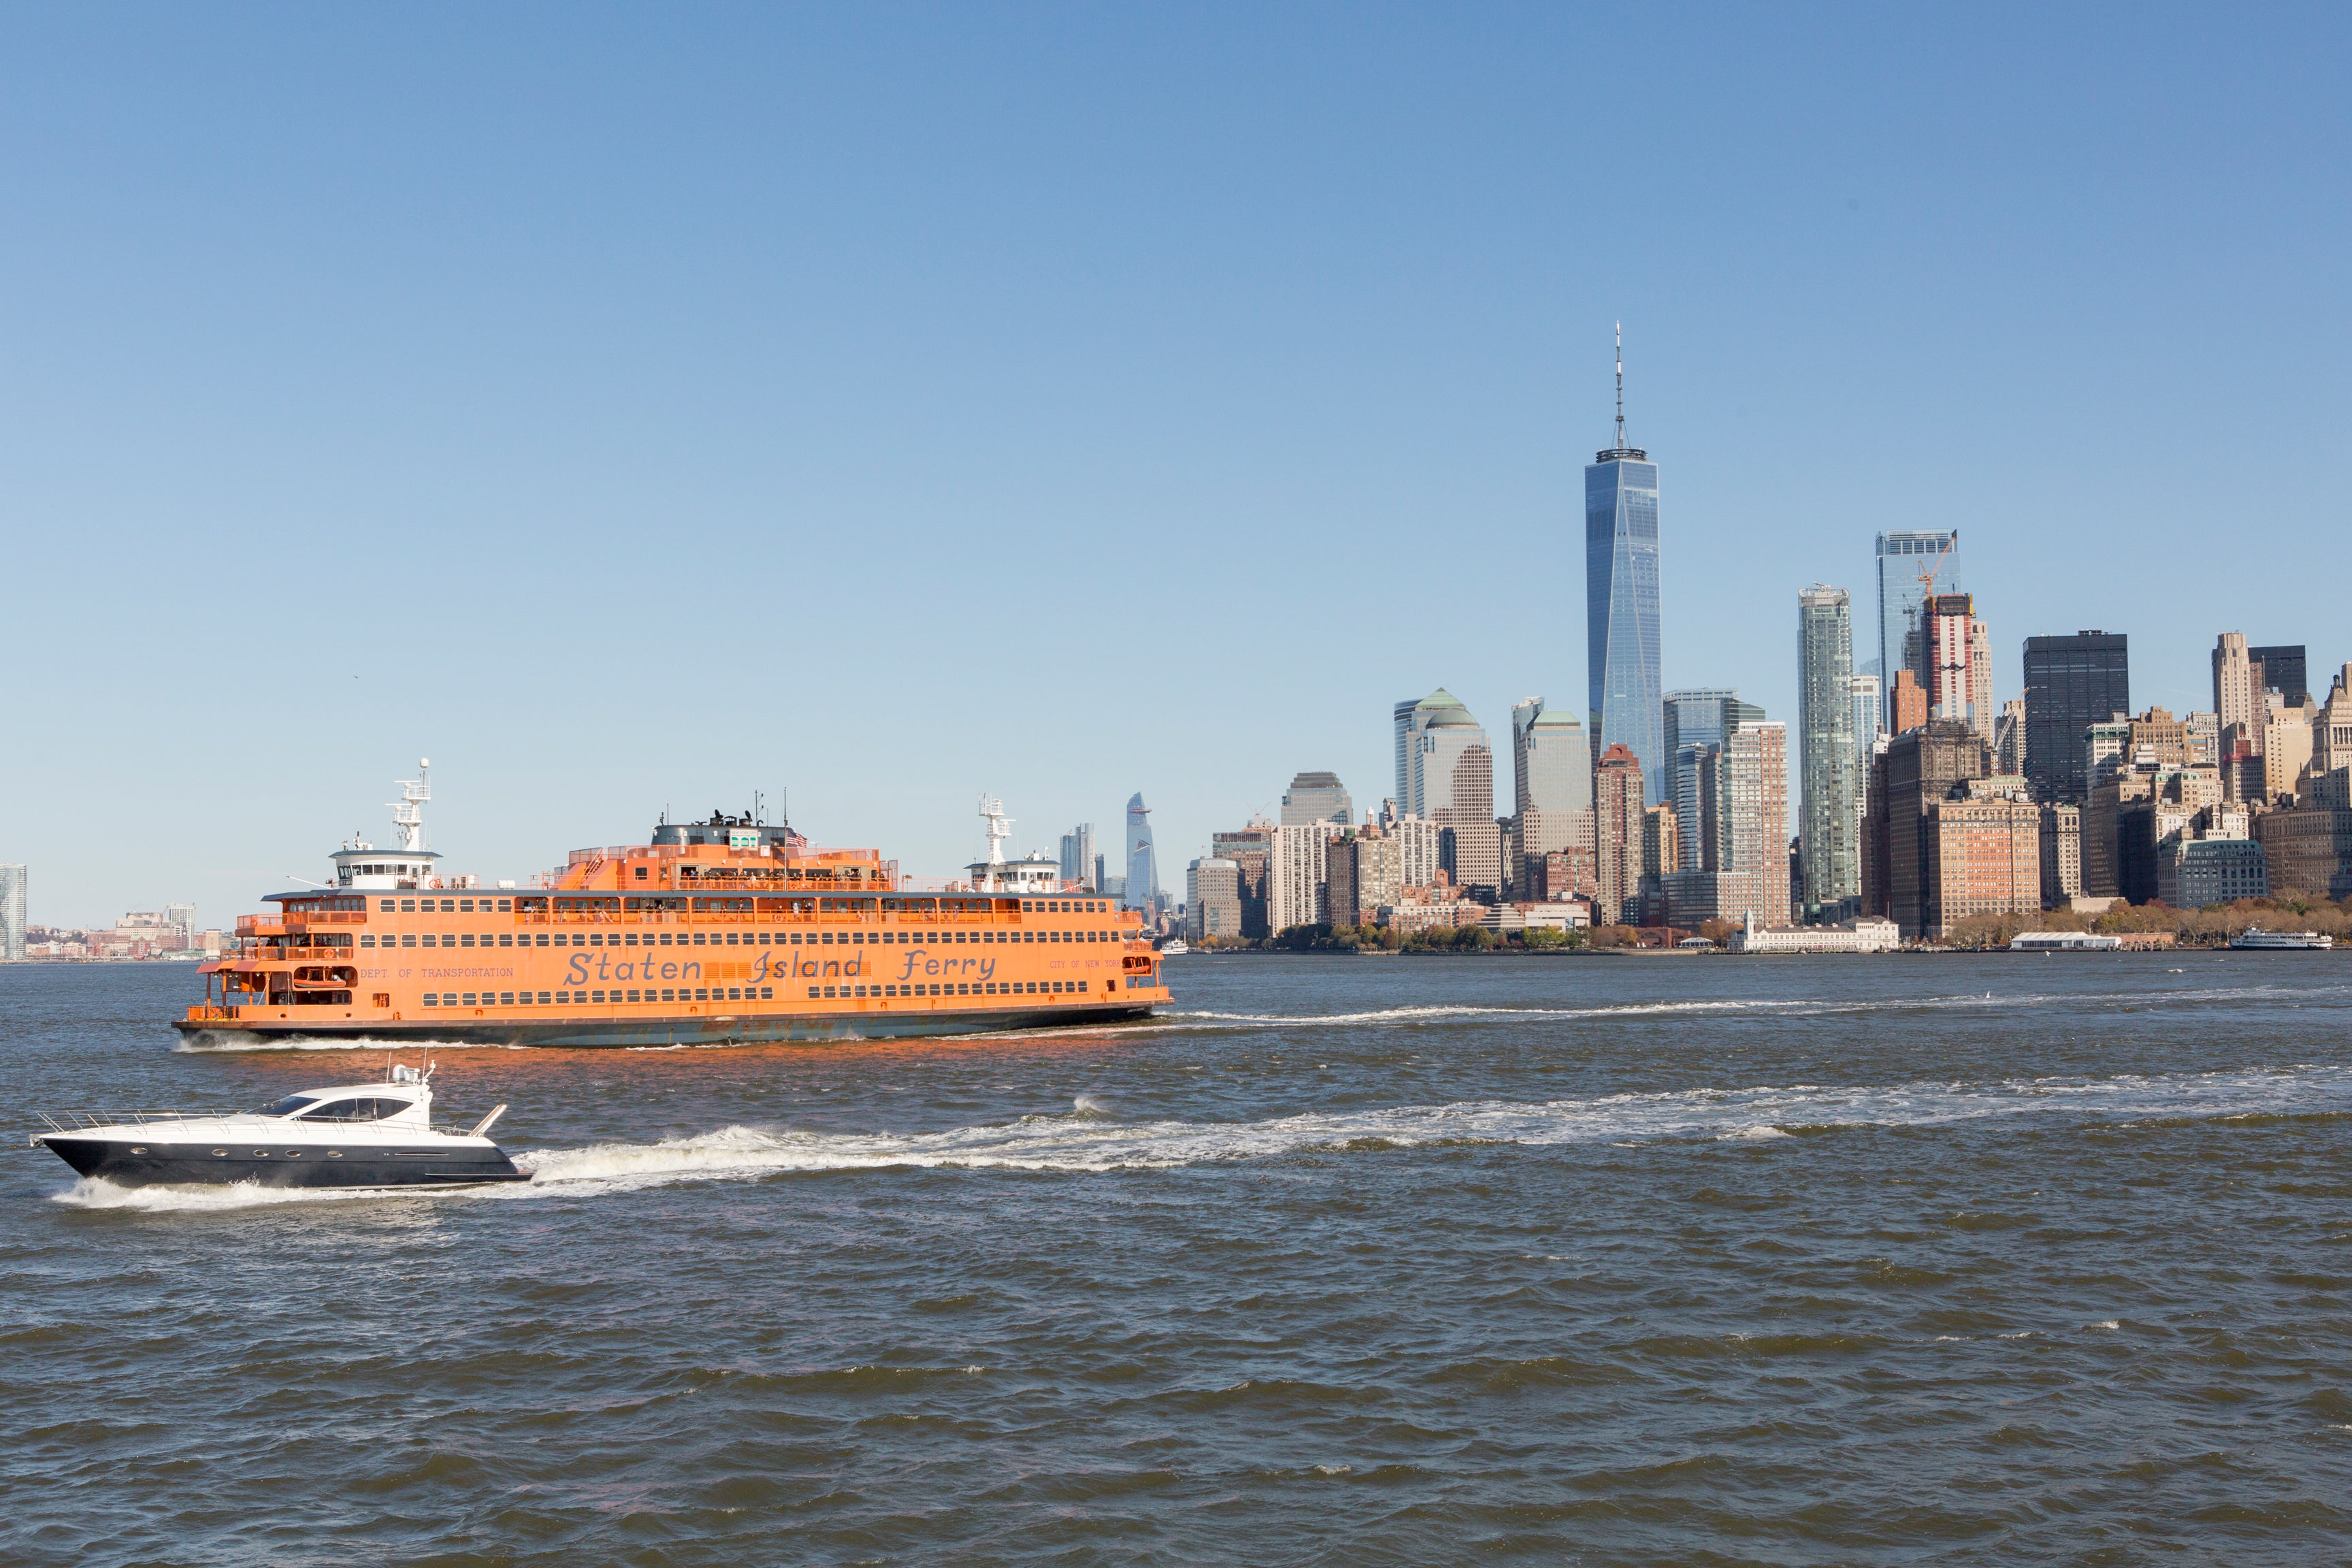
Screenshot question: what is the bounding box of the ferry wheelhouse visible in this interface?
[179,767,1170,1047]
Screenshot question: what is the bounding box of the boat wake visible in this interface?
[1157,981,2352,1032]
[51,1064,2351,1211]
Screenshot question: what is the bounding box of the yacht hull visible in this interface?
[38,1136,527,1189]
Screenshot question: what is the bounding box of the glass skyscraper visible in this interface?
[1510,698,1592,818]
[1124,794,1158,912]
[1797,586,1858,915]
[1662,689,1762,872]
[2021,631,2129,803]
[1872,530,1961,731]
[1586,442,1662,803]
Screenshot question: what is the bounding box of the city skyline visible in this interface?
[4,11,2349,926]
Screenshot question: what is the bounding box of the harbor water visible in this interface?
[5,954,2351,1564]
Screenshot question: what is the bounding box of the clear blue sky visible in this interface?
[5,5,2347,928]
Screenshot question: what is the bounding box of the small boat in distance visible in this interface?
[1158,940,1190,956]
[2228,928,2335,951]
[32,1063,525,1190]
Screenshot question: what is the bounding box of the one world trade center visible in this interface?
[1585,327,1663,802]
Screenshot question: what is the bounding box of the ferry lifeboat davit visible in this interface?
[176,766,1173,1048]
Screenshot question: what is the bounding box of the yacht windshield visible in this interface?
[261,1095,322,1117]
[299,1097,413,1123]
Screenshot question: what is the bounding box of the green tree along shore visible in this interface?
[1186,895,2352,955]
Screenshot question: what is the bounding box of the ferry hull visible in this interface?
[173,1002,1160,1050]
[38,1136,526,1188]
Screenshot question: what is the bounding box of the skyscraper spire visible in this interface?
[1597,322,1644,463]
[1614,320,1625,453]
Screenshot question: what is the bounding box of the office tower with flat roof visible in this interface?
[1269,821,1343,932]
[1874,530,1962,730]
[2251,644,2310,708]
[1505,700,1594,898]
[1799,587,1859,916]
[1211,821,1275,938]
[1593,745,1646,925]
[1510,700,1594,818]
[1059,824,1096,888]
[1862,719,1991,938]
[1586,331,1664,800]
[1664,689,1762,873]
[1124,794,1158,912]
[165,902,196,949]
[1663,689,1764,765]
[1724,721,1792,926]
[1927,783,2043,938]
[1850,674,1882,764]
[2023,630,2128,803]
[1280,772,1352,828]
[2040,803,2082,905]
[0,864,23,962]
[1186,859,1242,942]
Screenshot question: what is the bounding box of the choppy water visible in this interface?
[6,954,2351,1565]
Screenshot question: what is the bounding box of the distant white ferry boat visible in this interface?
[2010,932,2123,951]
[1158,940,1190,956]
[2228,928,2334,951]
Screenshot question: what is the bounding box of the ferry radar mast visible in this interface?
[979,794,1011,866]
[391,759,431,853]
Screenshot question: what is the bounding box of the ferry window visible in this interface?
[760,987,772,999]
[459,899,474,913]
[1022,902,1032,912]
[497,899,512,911]
[380,899,395,912]
[500,992,514,1005]
[692,933,706,946]
[459,934,474,948]
[438,899,453,912]
[360,935,374,948]
[659,933,673,947]
[634,867,647,881]
[401,899,416,912]
[401,934,416,948]
[497,934,512,947]
[534,934,548,947]
[725,932,738,945]
[625,934,638,946]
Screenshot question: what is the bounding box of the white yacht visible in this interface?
[33,1064,524,1190]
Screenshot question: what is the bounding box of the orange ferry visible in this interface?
[178,766,1170,1047]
